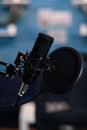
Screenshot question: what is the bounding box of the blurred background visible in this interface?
[0,0,87,130]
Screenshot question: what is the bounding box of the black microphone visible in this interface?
[18,33,54,96]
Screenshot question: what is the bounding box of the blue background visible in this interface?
[0,0,87,64]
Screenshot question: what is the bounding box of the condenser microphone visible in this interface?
[18,33,54,96]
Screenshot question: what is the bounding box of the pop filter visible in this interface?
[42,47,83,94]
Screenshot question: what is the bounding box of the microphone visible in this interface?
[18,33,54,96]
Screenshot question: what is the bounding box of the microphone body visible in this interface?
[18,33,54,96]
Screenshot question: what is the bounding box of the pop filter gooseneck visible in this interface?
[42,47,84,94]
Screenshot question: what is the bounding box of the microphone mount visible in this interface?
[0,52,54,78]
[0,51,54,100]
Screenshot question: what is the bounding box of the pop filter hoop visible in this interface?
[42,46,84,94]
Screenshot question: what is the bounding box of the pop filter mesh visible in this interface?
[43,47,83,94]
